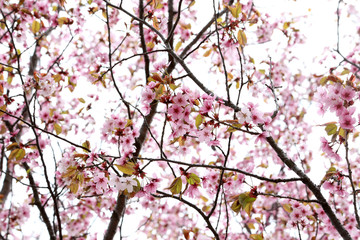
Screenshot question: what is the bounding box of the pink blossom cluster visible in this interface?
[286,201,313,229]
[322,171,347,197]
[101,114,139,161]
[109,174,138,193]
[59,197,115,239]
[256,17,278,43]
[237,102,268,126]
[315,81,358,130]
[0,204,30,232]
[56,147,139,197]
[141,84,156,115]
[320,137,341,161]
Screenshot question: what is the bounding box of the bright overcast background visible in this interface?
[5,0,356,238]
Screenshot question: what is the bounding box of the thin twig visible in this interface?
[138,157,303,183]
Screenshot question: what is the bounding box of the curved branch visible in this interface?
[259,192,320,203]
[154,190,220,240]
[0,109,90,152]
[265,136,352,240]
[138,157,302,183]
[23,163,56,240]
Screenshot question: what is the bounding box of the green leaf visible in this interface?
[115,162,135,175]
[195,114,204,129]
[188,0,195,7]
[6,143,19,151]
[169,84,180,91]
[321,166,337,184]
[228,2,242,18]
[244,199,256,217]
[250,234,263,240]
[0,104,5,117]
[341,69,350,75]
[319,76,328,86]
[283,21,291,30]
[31,20,40,34]
[15,149,25,161]
[237,30,247,46]
[325,123,337,136]
[258,69,266,74]
[282,203,293,213]
[54,123,62,135]
[9,148,19,160]
[82,140,90,152]
[339,127,346,138]
[62,166,77,179]
[231,199,242,213]
[69,181,79,194]
[203,49,212,57]
[166,177,182,195]
[175,41,182,52]
[231,192,257,217]
[247,222,255,229]
[186,173,200,185]
[9,148,25,161]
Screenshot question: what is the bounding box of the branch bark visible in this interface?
[23,163,56,240]
[103,194,127,240]
[266,136,352,240]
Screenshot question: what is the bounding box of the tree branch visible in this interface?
[154,190,220,240]
[265,136,352,240]
[138,157,302,183]
[103,193,127,240]
[23,163,56,240]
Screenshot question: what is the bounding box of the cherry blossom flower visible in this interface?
[339,115,356,130]
[141,104,151,115]
[340,85,356,101]
[142,87,155,104]
[121,135,135,149]
[197,126,213,143]
[118,177,137,193]
[171,120,189,138]
[172,94,188,107]
[168,104,184,120]
[255,131,269,144]
[290,208,303,221]
[237,107,251,124]
[199,100,213,115]
[93,172,108,193]
[39,108,51,122]
[209,139,220,147]
[144,178,160,193]
[314,86,327,101]
[328,83,342,96]
[329,99,345,116]
[320,137,341,161]
[153,58,167,71]
[185,184,201,198]
[251,109,264,124]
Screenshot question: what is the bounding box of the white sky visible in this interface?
[3,0,355,239]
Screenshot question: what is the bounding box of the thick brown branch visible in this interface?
[103,193,127,240]
[23,163,56,240]
[265,136,352,240]
[139,0,150,81]
[0,160,11,205]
